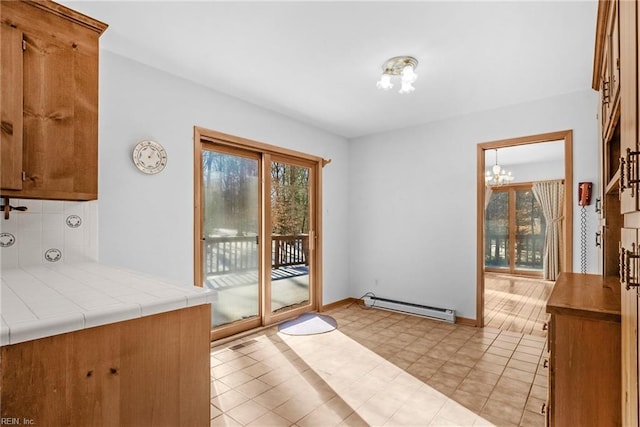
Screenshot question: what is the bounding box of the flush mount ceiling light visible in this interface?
[485,149,514,185]
[376,56,418,94]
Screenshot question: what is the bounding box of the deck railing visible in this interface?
[485,234,544,269]
[204,234,308,276]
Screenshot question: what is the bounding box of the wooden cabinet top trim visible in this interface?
[23,0,108,34]
[546,272,621,322]
[592,0,611,90]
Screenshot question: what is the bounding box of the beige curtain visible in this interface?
[532,180,564,280]
[485,186,493,210]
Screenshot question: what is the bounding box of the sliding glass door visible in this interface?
[485,191,510,269]
[202,148,261,330]
[485,184,545,275]
[268,158,312,318]
[195,129,322,340]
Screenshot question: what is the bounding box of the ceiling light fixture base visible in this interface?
[381,56,418,76]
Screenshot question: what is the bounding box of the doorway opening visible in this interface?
[476,130,574,329]
[194,127,328,341]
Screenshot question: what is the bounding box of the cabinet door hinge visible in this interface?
[21,171,26,181]
[22,39,26,51]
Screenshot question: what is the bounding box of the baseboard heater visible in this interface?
[363,296,456,323]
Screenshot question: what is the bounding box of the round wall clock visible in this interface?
[132,140,167,174]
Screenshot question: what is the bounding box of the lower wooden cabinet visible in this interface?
[546,273,621,427]
[0,304,211,426]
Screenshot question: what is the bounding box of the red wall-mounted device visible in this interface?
[578,182,593,207]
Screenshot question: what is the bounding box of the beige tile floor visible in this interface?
[210,305,547,427]
[484,273,553,337]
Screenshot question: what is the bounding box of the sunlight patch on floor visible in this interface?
[277,329,494,426]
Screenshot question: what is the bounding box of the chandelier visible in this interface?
[485,149,514,185]
[376,56,418,94]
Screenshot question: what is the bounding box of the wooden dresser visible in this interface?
[545,273,621,427]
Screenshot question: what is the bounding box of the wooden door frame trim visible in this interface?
[193,126,326,340]
[476,129,574,327]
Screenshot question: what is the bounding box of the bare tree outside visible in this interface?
[271,162,309,236]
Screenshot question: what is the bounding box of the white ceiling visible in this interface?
[61,1,598,139]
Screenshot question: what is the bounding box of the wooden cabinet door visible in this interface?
[1,24,24,191]
[601,38,613,139]
[69,324,122,426]
[620,0,638,213]
[636,1,640,423]
[609,0,621,108]
[20,29,98,200]
[621,227,639,427]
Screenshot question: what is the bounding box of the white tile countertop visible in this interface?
[0,262,214,345]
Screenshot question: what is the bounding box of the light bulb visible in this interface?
[399,81,415,94]
[376,73,393,90]
[401,65,418,84]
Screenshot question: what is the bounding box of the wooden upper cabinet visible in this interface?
[0,1,107,201]
[594,0,621,143]
[619,0,638,214]
[1,24,24,191]
[600,33,613,138]
[608,0,621,113]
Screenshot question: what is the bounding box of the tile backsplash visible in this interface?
[0,199,97,269]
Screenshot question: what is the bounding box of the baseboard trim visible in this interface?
[455,316,477,327]
[321,298,478,327]
[321,297,358,312]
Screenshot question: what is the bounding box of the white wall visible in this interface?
[98,51,350,305]
[348,89,599,320]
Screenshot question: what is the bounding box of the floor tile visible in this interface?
[210,413,242,427]
[466,368,501,386]
[218,370,254,388]
[451,389,488,413]
[211,380,231,398]
[482,399,524,425]
[502,366,535,383]
[246,411,291,427]
[437,399,484,426]
[457,377,495,398]
[209,303,547,427]
[234,378,273,399]
[210,403,222,420]
[211,389,249,412]
[273,396,322,423]
[252,386,292,410]
[226,400,269,425]
[520,409,545,427]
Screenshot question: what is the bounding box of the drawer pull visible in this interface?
[620,242,640,290]
[602,80,610,105]
[541,403,546,415]
[622,148,640,198]
[621,156,626,193]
